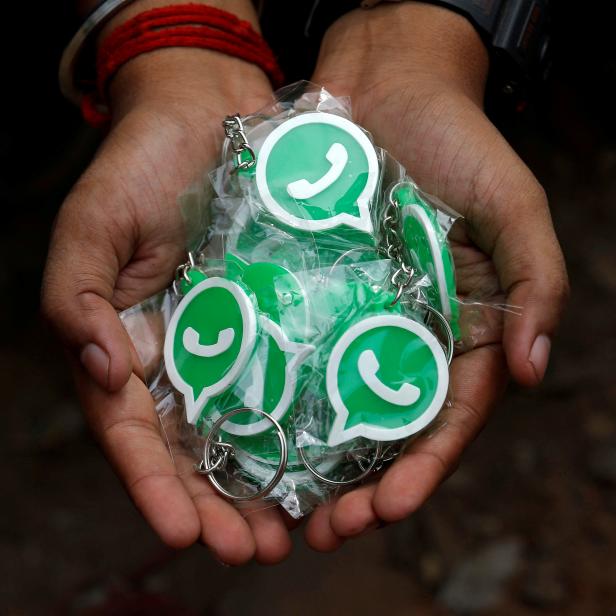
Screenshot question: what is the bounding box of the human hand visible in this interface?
[42,1,294,565]
[304,3,569,550]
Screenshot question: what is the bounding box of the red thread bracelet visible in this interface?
[83,3,284,127]
[102,4,265,49]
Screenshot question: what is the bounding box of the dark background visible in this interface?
[2,2,616,614]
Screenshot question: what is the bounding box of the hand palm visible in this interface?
[98,110,218,310]
[304,77,549,548]
[46,85,299,563]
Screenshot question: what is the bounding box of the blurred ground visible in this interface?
[2,2,616,615]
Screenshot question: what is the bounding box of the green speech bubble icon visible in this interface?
[164,277,257,424]
[255,112,379,234]
[326,314,449,445]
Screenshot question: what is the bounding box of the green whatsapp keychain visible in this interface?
[288,268,451,448]
[165,260,318,491]
[164,272,258,424]
[254,112,380,235]
[391,182,461,340]
[166,256,314,432]
[325,311,450,445]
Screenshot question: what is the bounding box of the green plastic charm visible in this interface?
[164,276,258,424]
[326,313,449,445]
[255,112,379,234]
[393,183,461,339]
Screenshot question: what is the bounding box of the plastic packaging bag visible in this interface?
[120,82,501,518]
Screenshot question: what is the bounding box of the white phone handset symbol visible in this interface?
[357,349,421,406]
[287,142,348,200]
[183,326,235,357]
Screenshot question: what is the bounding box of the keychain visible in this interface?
[390,181,461,339]
[254,111,380,235]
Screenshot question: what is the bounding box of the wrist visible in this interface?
[108,48,273,121]
[314,2,489,105]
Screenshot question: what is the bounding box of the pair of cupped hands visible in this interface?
[42,0,568,564]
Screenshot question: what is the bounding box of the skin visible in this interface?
[42,0,568,564]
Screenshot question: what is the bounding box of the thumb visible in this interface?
[397,95,568,387]
[492,189,569,386]
[470,153,569,387]
[42,198,134,392]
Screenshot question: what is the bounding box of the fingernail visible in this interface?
[529,334,551,383]
[80,343,110,388]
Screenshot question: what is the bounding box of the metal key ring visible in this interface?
[198,408,288,502]
[297,440,383,487]
[386,180,415,208]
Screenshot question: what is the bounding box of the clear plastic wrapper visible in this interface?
[120,82,509,518]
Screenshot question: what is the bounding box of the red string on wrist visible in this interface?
[83,3,284,127]
[102,4,265,50]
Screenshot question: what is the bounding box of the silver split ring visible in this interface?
[297,441,383,487]
[198,408,288,502]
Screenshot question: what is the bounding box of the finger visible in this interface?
[450,109,568,386]
[304,500,345,552]
[43,187,134,392]
[329,484,379,538]
[241,505,293,565]
[181,475,257,566]
[373,344,507,522]
[502,264,567,387]
[478,179,569,386]
[75,368,200,549]
[159,420,257,565]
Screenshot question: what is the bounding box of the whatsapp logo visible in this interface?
[326,314,449,445]
[255,112,379,234]
[164,277,257,424]
[216,317,314,437]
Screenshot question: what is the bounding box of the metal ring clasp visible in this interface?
[172,251,199,296]
[223,115,257,172]
[297,441,383,487]
[198,408,288,502]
